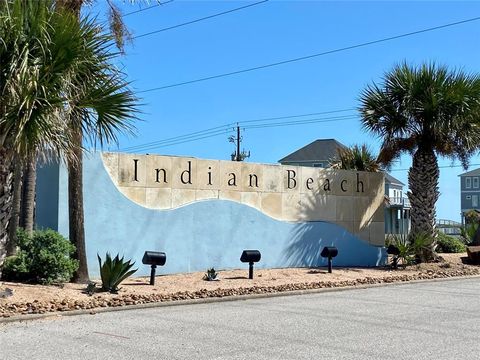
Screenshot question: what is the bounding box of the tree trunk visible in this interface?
[0,148,13,266]
[6,156,23,255]
[59,0,88,283]
[407,147,439,262]
[68,125,89,283]
[20,154,37,234]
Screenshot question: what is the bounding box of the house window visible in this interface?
[466,177,472,189]
[474,177,479,189]
[472,195,478,207]
[467,195,472,200]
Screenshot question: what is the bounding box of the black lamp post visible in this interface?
[240,250,261,279]
[142,251,167,285]
[320,246,338,273]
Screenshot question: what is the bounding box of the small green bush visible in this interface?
[436,232,467,253]
[2,252,30,282]
[1,229,78,284]
[98,253,137,293]
[460,223,477,245]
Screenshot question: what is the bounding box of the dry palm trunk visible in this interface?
[6,155,22,255]
[20,153,37,234]
[59,0,89,283]
[408,147,439,262]
[68,125,89,282]
[0,147,13,265]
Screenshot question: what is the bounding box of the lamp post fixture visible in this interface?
[142,251,167,285]
[320,246,338,273]
[240,250,261,279]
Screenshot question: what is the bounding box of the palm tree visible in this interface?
[57,0,143,282]
[63,23,138,282]
[0,1,138,277]
[329,144,380,172]
[360,62,480,261]
[0,0,90,260]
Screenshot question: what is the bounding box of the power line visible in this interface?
[123,128,234,152]
[241,108,356,124]
[390,164,477,172]
[138,15,480,93]
[120,113,358,152]
[132,0,269,40]
[120,107,355,151]
[121,123,235,151]
[123,0,175,17]
[244,115,357,129]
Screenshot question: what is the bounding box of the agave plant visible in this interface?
[97,253,137,293]
[203,268,219,281]
[386,234,415,268]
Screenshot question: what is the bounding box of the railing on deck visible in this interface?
[387,197,411,208]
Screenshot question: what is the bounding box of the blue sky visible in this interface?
[87,0,480,222]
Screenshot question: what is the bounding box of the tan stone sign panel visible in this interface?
[102,152,385,246]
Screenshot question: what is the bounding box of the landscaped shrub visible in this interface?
[1,252,30,282]
[436,232,467,253]
[385,234,415,268]
[460,223,477,245]
[98,253,137,293]
[1,229,78,284]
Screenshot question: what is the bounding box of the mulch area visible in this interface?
[1,253,479,320]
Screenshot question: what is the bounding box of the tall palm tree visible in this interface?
[0,0,90,260]
[360,63,480,261]
[329,144,380,172]
[63,22,138,282]
[0,1,138,276]
[57,0,143,282]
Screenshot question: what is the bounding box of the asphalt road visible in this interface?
[1,278,479,360]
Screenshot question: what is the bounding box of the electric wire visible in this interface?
[120,107,356,151]
[240,108,356,124]
[121,123,236,151]
[123,128,234,152]
[243,115,357,130]
[138,15,480,93]
[120,114,358,152]
[123,0,175,17]
[132,0,269,39]
[390,164,480,172]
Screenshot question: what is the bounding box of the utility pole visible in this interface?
[229,123,250,161]
[236,125,241,161]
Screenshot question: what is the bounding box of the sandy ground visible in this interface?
[1,253,479,317]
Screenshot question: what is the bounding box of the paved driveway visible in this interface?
[1,278,479,359]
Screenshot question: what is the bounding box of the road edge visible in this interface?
[1,274,479,325]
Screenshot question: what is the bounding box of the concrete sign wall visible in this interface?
[36,152,386,277]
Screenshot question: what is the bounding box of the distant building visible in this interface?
[459,168,480,224]
[437,219,462,236]
[278,139,347,168]
[279,139,411,236]
[384,174,411,236]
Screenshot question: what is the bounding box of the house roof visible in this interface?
[385,173,404,186]
[459,168,480,177]
[278,139,347,163]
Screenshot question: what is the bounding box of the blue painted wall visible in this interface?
[36,153,386,277]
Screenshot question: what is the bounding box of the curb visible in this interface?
[1,274,479,325]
